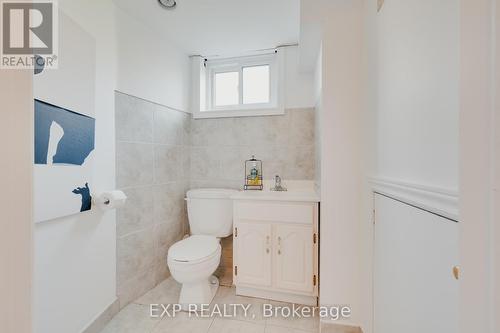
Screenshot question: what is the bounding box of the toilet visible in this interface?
[167,188,238,309]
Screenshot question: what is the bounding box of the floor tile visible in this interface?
[100,303,161,333]
[208,318,265,333]
[151,311,213,333]
[211,286,267,325]
[264,301,319,332]
[134,277,181,305]
[264,324,317,333]
[102,277,319,333]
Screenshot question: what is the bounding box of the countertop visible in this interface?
[231,180,320,203]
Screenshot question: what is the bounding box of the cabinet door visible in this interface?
[373,194,459,333]
[274,224,314,293]
[234,222,272,287]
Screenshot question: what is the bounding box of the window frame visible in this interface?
[193,51,284,119]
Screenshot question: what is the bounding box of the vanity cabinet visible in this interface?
[233,200,319,306]
[274,224,314,294]
[234,222,272,287]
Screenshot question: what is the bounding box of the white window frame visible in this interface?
[192,50,285,119]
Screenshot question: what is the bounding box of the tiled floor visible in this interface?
[101,277,319,333]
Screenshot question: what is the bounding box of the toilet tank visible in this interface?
[186,188,238,237]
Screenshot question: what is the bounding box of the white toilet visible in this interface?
[167,188,237,309]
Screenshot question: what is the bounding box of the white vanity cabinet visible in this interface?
[232,200,319,306]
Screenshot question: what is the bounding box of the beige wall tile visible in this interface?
[191,118,222,146]
[153,106,184,145]
[115,92,154,143]
[116,142,154,188]
[117,186,154,237]
[154,145,182,183]
[190,109,315,185]
[117,227,156,289]
[116,92,190,308]
[219,146,243,180]
[290,108,315,146]
[286,146,315,180]
[191,147,220,180]
[153,183,185,225]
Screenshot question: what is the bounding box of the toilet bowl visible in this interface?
[166,188,238,309]
[167,235,221,308]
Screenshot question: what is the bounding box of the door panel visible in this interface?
[234,222,272,287]
[374,194,459,333]
[274,224,314,293]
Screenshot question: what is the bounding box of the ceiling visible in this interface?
[113,0,300,57]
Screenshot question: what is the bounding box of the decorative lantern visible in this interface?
[244,155,263,190]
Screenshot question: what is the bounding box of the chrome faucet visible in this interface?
[271,175,287,191]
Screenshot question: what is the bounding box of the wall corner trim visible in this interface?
[369,177,459,221]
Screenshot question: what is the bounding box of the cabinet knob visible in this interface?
[453,266,460,280]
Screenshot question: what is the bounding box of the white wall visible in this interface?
[361,0,460,332]
[115,6,190,111]
[375,0,459,190]
[284,45,315,109]
[34,1,117,332]
[307,0,460,331]
[314,0,364,327]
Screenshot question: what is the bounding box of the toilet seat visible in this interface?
[168,235,220,264]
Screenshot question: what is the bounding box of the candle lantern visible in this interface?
[244,155,263,190]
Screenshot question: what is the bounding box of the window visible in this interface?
[243,65,270,104]
[214,71,239,106]
[192,51,284,119]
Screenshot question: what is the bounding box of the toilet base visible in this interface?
[179,275,219,311]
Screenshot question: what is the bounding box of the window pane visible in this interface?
[215,71,239,106]
[243,65,270,104]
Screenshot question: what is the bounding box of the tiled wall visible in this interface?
[115,92,190,308]
[190,108,315,189]
[191,108,315,286]
[116,102,315,301]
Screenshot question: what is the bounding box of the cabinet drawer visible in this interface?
[234,201,315,224]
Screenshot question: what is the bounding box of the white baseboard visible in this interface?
[370,177,459,221]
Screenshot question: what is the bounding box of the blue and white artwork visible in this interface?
[34,99,95,222]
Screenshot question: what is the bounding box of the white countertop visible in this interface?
[231,180,320,202]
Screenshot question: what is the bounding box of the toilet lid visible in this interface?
[168,235,220,262]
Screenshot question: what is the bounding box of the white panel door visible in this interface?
[274,224,314,293]
[374,194,459,333]
[234,222,272,287]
